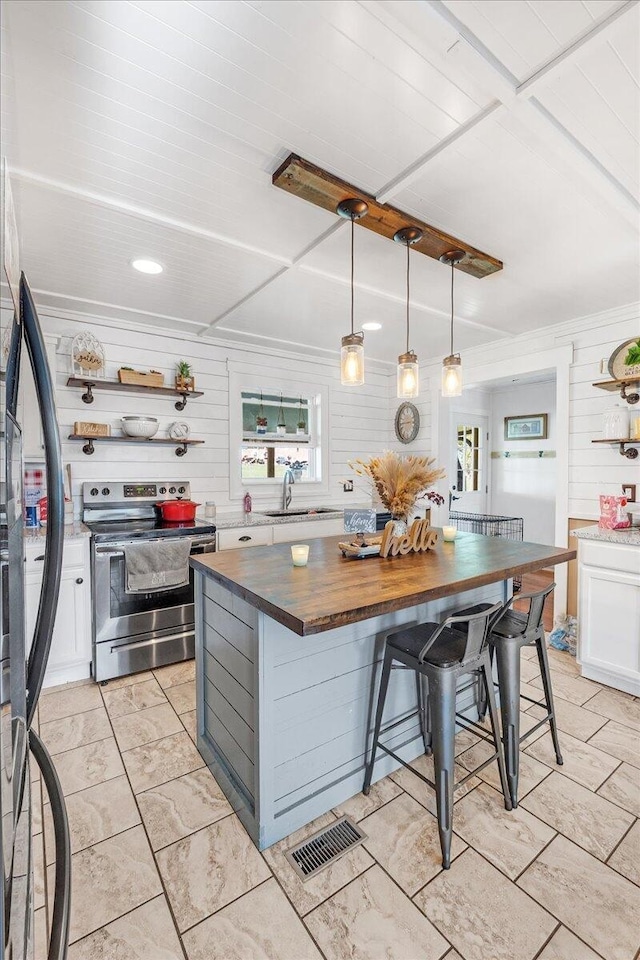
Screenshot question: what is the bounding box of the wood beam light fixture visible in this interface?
[337,198,368,386]
[273,154,503,278]
[394,226,423,399]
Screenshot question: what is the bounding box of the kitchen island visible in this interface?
[191,531,575,849]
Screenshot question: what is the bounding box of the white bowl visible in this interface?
[121,416,159,438]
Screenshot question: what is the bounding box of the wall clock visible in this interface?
[395,402,420,444]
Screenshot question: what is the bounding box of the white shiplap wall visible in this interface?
[10,306,397,517]
[421,301,639,525]
[8,298,638,527]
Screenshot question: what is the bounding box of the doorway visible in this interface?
[451,414,488,514]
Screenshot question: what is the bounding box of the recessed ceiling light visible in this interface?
[362,322,382,331]
[131,258,163,274]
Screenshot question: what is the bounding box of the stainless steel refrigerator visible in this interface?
[1,275,71,959]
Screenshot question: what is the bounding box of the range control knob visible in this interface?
[101,487,110,496]
[159,486,167,494]
[169,486,176,494]
[178,486,186,494]
[90,487,99,497]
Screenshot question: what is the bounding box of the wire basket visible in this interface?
[449,512,524,591]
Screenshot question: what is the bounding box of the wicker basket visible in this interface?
[118,369,165,388]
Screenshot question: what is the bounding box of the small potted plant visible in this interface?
[296,397,307,435]
[176,360,195,392]
[256,392,268,434]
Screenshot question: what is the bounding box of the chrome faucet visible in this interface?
[282,468,295,511]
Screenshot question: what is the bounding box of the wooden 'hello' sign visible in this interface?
[380,519,438,558]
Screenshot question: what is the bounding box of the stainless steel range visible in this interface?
[82,481,216,682]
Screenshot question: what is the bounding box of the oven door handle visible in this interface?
[95,548,124,558]
[111,630,193,654]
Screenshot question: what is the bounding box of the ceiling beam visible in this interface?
[420,0,640,225]
[272,154,503,278]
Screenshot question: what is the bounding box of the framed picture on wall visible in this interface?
[504,413,548,440]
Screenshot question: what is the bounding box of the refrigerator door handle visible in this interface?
[21,275,65,727]
[30,729,71,960]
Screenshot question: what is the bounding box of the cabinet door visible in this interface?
[272,518,344,543]
[25,566,91,686]
[217,526,273,550]
[579,563,640,692]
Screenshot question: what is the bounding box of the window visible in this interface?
[240,392,316,482]
[228,369,329,500]
[457,423,482,492]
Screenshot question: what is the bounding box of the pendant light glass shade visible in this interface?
[337,198,368,386]
[440,249,465,399]
[397,351,419,398]
[394,226,423,399]
[341,332,365,386]
[441,354,463,397]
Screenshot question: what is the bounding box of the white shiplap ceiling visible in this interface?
[1,0,638,364]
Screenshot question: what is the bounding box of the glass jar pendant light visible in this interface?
[393,226,423,399]
[440,249,465,397]
[337,198,368,385]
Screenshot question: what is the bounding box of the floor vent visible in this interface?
[284,816,367,881]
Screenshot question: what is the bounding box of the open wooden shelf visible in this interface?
[591,438,639,459]
[67,376,204,410]
[69,434,205,457]
[242,433,310,445]
[592,375,639,405]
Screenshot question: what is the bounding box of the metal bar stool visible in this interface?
[363,604,511,869]
[456,583,563,808]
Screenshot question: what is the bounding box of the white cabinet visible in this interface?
[25,538,92,688]
[217,516,344,551]
[577,539,640,695]
[271,517,343,543]
[217,525,273,551]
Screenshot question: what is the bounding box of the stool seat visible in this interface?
[491,609,529,638]
[388,623,469,667]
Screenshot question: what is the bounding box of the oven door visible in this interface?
[92,535,215,678]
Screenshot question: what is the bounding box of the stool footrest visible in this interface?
[374,709,420,739]
[519,693,547,709]
[519,714,551,743]
[455,712,495,741]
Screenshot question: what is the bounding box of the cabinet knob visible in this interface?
[75,577,84,585]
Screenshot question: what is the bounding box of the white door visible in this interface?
[450,413,488,515]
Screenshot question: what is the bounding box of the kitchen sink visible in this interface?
[259,508,340,518]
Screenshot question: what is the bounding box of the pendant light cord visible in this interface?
[449,260,455,356]
[406,240,410,354]
[350,215,355,336]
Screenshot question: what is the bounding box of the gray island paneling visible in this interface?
[191,532,575,849]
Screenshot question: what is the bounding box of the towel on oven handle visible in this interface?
[122,538,193,593]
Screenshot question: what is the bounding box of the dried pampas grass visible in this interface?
[350,452,445,520]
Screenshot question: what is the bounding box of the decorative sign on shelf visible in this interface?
[608,339,640,381]
[72,421,110,437]
[344,508,376,534]
[71,331,106,379]
[380,519,438,558]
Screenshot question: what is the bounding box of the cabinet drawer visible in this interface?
[580,539,640,575]
[272,518,344,543]
[25,538,86,573]
[217,526,272,550]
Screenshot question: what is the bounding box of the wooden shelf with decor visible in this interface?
[67,376,204,410]
[69,434,204,457]
[592,375,639,405]
[591,438,639,460]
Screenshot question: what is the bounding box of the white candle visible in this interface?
[442,525,457,542]
[291,544,310,566]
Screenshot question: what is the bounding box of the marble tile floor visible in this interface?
[30,652,640,960]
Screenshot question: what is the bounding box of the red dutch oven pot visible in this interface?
[156,499,201,522]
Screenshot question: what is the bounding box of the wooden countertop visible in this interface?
[191,531,575,636]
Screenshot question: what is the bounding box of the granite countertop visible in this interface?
[208,508,344,530]
[24,521,91,542]
[572,525,640,546]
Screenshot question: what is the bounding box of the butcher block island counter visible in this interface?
[191,532,575,849]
